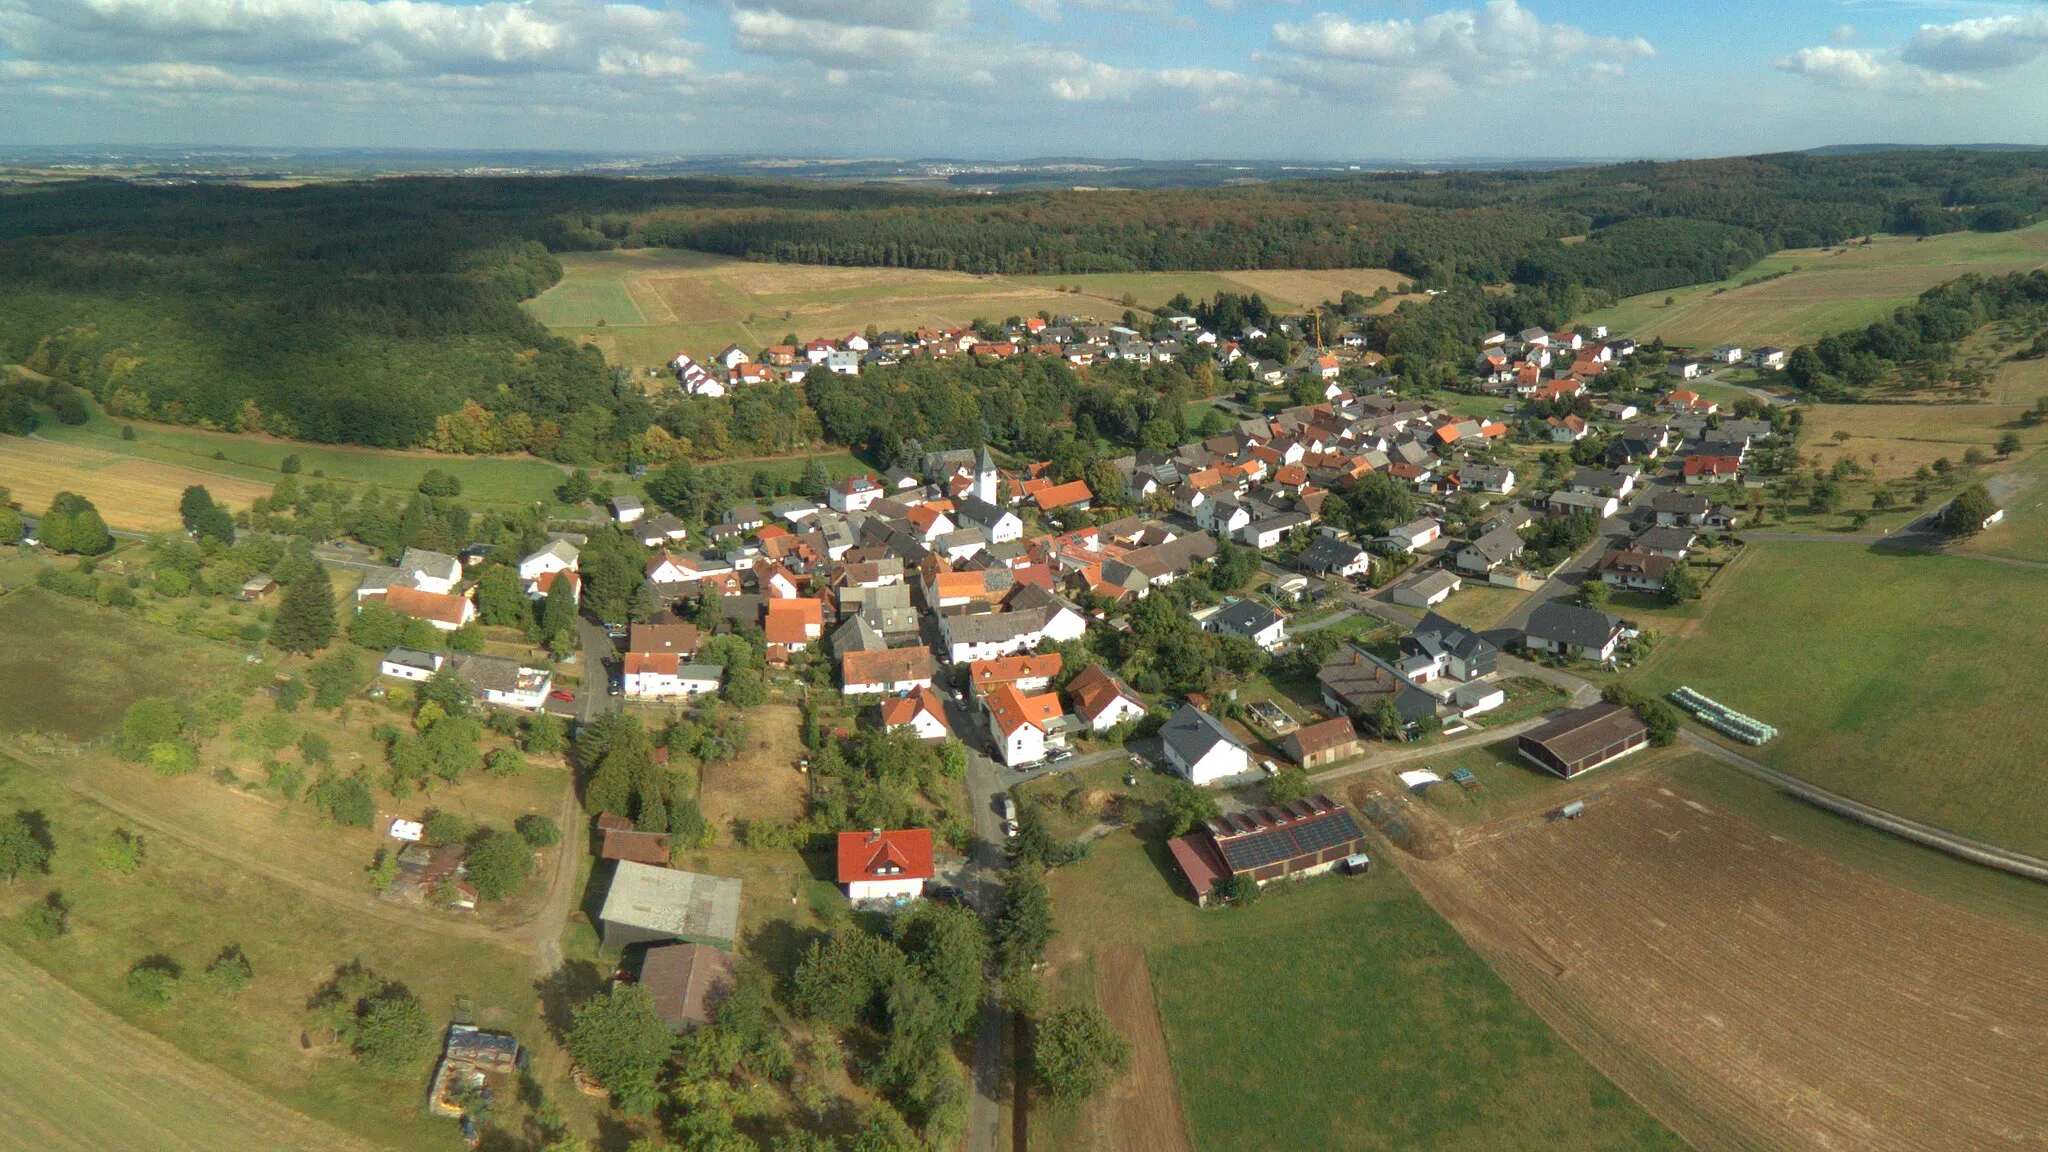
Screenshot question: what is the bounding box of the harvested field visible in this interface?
[1093,944,1192,1152]
[0,944,377,1152]
[1404,777,2048,1152]
[0,435,273,532]
[697,702,809,831]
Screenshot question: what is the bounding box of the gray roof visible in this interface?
[1399,569,1461,598]
[831,613,889,654]
[673,664,725,682]
[953,497,1014,530]
[1407,612,1498,664]
[598,862,742,948]
[521,540,580,568]
[1651,491,1711,513]
[1634,526,1697,552]
[382,646,440,673]
[448,652,537,694]
[1208,599,1284,635]
[1161,704,1246,767]
[944,606,1052,644]
[1460,525,1525,565]
[1297,535,1367,572]
[1523,602,1623,651]
[398,547,460,580]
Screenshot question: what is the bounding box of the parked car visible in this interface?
[1002,820,1019,839]
[1260,758,1279,776]
[1047,748,1075,764]
[549,690,575,702]
[998,794,1018,822]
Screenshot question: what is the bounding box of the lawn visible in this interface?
[1578,222,2048,348]
[1431,584,1528,631]
[526,249,1407,371]
[1961,444,2048,564]
[1632,542,2048,855]
[34,402,571,510]
[0,590,244,742]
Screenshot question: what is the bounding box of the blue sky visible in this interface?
[2,0,2047,157]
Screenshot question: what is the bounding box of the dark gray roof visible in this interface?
[1208,599,1284,635]
[1634,526,1697,551]
[1161,704,1246,767]
[1297,535,1367,572]
[1523,602,1623,650]
[945,606,1052,644]
[1407,612,1499,664]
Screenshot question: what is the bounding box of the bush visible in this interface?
[18,893,67,941]
[127,957,183,1009]
[97,828,146,875]
[1601,685,1678,746]
[206,946,254,997]
[1033,1004,1131,1105]
[484,746,526,777]
[465,830,534,901]
[421,809,471,846]
[313,774,377,827]
[515,814,561,848]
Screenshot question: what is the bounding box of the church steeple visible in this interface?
[973,445,998,505]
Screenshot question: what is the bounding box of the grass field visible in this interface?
[0,943,378,1152]
[1961,444,2048,563]
[0,591,244,741]
[0,435,276,533]
[1578,222,2048,348]
[1633,542,2048,855]
[1430,583,1528,631]
[1036,819,1682,1152]
[526,249,1410,371]
[1800,403,2046,481]
[31,404,570,510]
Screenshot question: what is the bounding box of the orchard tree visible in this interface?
[566,984,674,1115]
[0,811,53,883]
[1033,1004,1130,1105]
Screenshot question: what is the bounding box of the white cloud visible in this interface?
[0,0,698,79]
[1902,11,2048,73]
[730,8,941,60]
[100,61,297,88]
[1266,0,1652,96]
[1774,45,1983,93]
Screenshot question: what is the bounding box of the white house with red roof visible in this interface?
[837,829,934,902]
[879,687,949,741]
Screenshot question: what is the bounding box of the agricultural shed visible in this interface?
[597,862,742,951]
[1517,702,1649,779]
[1167,794,1368,906]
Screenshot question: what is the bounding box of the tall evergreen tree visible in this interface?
[475,564,530,627]
[539,568,578,642]
[270,565,336,653]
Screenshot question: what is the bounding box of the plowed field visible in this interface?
[1093,944,1192,1152]
[1405,779,2048,1152]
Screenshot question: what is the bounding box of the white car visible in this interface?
[1261,759,1280,776]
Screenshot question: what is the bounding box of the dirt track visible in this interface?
[1094,944,1194,1152]
[1403,779,2048,1152]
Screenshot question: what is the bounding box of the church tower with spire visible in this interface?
[973,445,999,506]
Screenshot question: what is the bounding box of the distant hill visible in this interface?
[1807,143,2048,155]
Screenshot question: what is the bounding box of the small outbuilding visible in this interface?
[638,942,739,1031]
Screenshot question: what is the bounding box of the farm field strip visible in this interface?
[1404,778,2048,1152]
[1092,944,1192,1152]
[0,435,275,533]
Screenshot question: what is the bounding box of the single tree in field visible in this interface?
[0,811,53,883]
[1942,483,2000,537]
[178,485,214,532]
[1996,431,2023,457]
[271,565,336,652]
[1033,1004,1131,1105]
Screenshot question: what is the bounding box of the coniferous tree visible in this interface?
[271,565,337,653]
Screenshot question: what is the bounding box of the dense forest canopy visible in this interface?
[0,150,2044,456]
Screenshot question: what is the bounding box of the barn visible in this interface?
[1516,702,1649,779]
[1167,794,1368,906]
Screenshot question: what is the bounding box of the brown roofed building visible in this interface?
[638,942,739,1031]
[1278,716,1363,768]
[629,621,702,657]
[1517,702,1649,779]
[1166,794,1366,906]
[601,829,673,866]
[381,585,475,631]
[840,645,937,696]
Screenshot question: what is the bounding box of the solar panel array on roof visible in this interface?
[1207,794,1363,874]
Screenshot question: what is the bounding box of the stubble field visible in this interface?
[1403,776,2048,1152]
[0,435,275,533]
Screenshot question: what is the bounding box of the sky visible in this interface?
[3,0,2048,158]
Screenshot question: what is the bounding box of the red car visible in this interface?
[549,690,575,702]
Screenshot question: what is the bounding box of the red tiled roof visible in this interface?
[383,585,469,625]
[836,829,935,884]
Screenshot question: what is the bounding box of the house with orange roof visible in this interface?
[1065,664,1148,732]
[1032,480,1094,513]
[966,653,1063,698]
[762,598,824,659]
[1533,378,1583,403]
[1314,354,1341,379]
[984,683,1068,767]
[840,646,936,696]
[837,828,934,902]
[879,687,949,741]
[1546,414,1590,442]
[531,569,580,604]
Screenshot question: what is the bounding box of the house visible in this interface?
[763,598,825,657]
[837,829,934,903]
[1297,536,1370,578]
[1239,512,1311,551]
[940,603,1084,664]
[1386,518,1442,552]
[1065,664,1147,731]
[609,495,646,524]
[1452,526,1526,575]
[596,862,742,951]
[1546,415,1590,442]
[1683,455,1743,485]
[1457,464,1516,495]
[518,540,580,585]
[1032,480,1094,513]
[380,585,475,632]
[1388,569,1461,609]
[1633,526,1697,560]
[1400,612,1498,682]
[396,548,464,595]
[1517,702,1649,778]
[379,646,443,682]
[829,475,884,513]
[1665,360,1703,381]
[1521,602,1625,663]
[1651,491,1712,526]
[966,653,1062,698]
[880,687,950,741]
[1166,795,1368,906]
[623,654,723,700]
[826,350,861,376]
[840,646,937,696]
[1279,717,1363,768]
[1159,704,1252,786]
[1596,549,1678,592]
[986,683,1067,767]
[1570,467,1638,498]
[1202,599,1288,651]
[1751,347,1787,371]
[629,621,701,657]
[954,498,1024,544]
[1545,490,1620,519]
[448,652,552,711]
[1711,344,1744,365]
[638,942,738,1032]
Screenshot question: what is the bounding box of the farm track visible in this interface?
[1399,778,2048,1152]
[1093,944,1194,1152]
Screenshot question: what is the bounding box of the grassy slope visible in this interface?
[1633,542,2048,855]
[1041,825,1682,1152]
[1578,222,2048,348]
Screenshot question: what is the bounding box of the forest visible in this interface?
[1785,271,2048,400]
[0,150,2044,457]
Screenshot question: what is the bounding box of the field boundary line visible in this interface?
[1679,731,2048,881]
